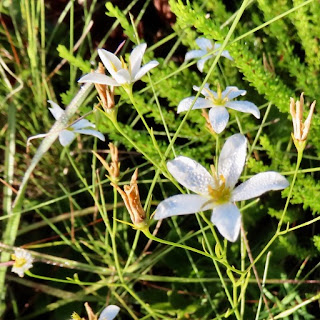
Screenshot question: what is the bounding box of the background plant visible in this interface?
[0,0,319,319]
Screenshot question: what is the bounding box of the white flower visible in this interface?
[78,43,159,87]
[177,84,260,134]
[27,101,105,147]
[11,248,33,277]
[98,305,120,320]
[185,37,233,72]
[154,134,289,242]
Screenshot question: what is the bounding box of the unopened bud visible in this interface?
[290,93,316,151]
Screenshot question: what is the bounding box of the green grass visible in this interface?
[0,0,320,319]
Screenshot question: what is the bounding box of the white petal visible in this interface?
[78,73,119,86]
[98,49,122,75]
[177,97,213,113]
[133,61,159,81]
[221,50,233,61]
[231,172,289,202]
[222,86,246,100]
[197,56,211,72]
[74,129,105,141]
[59,130,75,146]
[167,156,215,194]
[193,84,217,99]
[208,106,229,134]
[196,37,213,51]
[185,49,206,61]
[72,119,95,130]
[226,101,260,119]
[27,133,49,146]
[218,134,247,189]
[98,305,120,320]
[48,100,64,120]
[154,194,212,220]
[210,202,241,242]
[113,69,131,84]
[213,44,233,60]
[213,43,221,50]
[130,43,147,77]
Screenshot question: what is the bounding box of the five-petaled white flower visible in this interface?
[11,248,33,277]
[185,37,233,72]
[98,305,120,320]
[177,84,260,134]
[154,134,289,242]
[78,43,159,88]
[27,101,105,147]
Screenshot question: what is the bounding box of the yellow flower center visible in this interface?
[203,84,233,106]
[207,176,231,204]
[11,254,27,268]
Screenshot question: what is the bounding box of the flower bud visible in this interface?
[290,93,316,151]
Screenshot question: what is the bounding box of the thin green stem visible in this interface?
[248,147,303,271]
[142,228,225,266]
[126,89,165,162]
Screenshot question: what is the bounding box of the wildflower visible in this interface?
[98,305,120,320]
[73,303,120,320]
[154,134,289,242]
[78,43,159,89]
[27,101,105,147]
[185,37,233,72]
[11,248,33,277]
[177,84,260,134]
[290,93,316,150]
[112,169,147,229]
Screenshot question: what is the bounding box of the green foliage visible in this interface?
[57,44,91,73]
[105,2,136,43]
[1,0,320,319]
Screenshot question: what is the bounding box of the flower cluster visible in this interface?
[28,37,298,248]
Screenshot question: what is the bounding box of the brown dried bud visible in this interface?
[95,63,115,112]
[93,143,120,181]
[112,169,147,228]
[202,109,216,134]
[84,303,97,320]
[290,93,316,142]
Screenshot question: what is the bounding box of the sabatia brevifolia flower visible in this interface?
[27,101,105,147]
[290,93,316,149]
[154,134,289,242]
[11,248,33,277]
[185,37,233,72]
[78,43,159,90]
[178,84,260,134]
[72,303,120,320]
[112,169,147,229]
